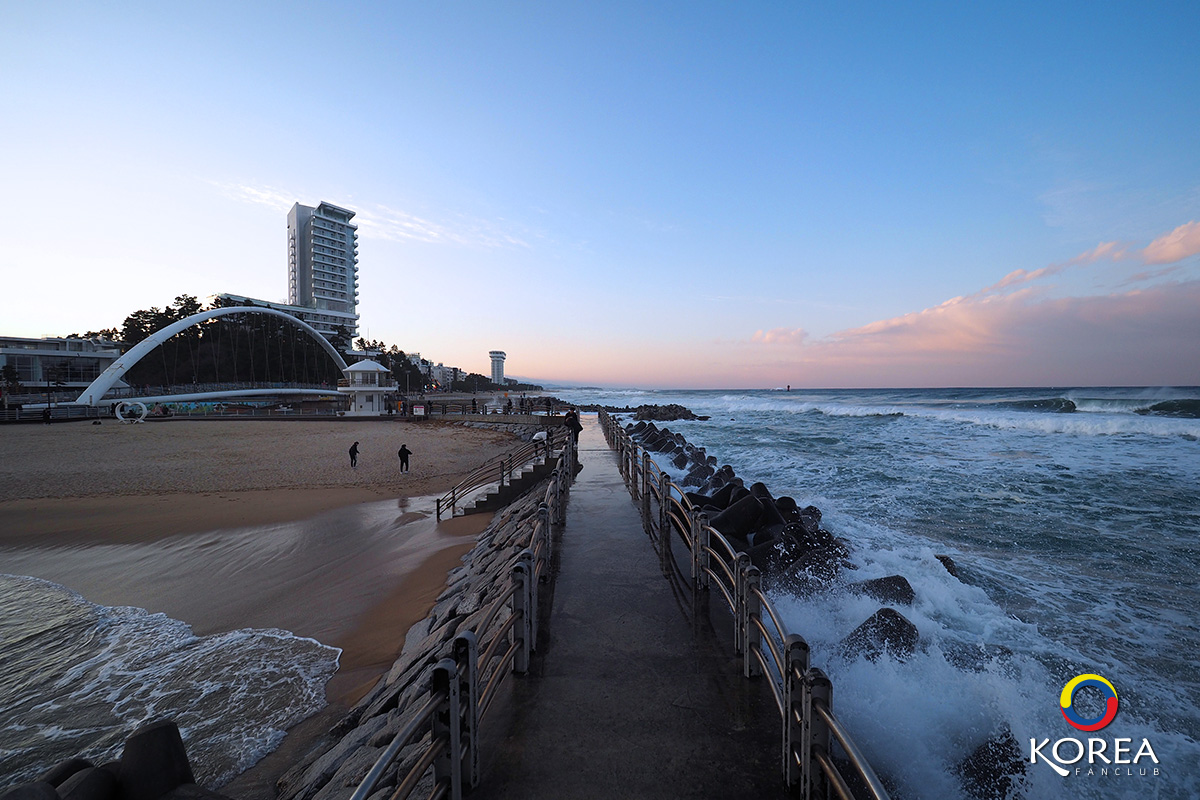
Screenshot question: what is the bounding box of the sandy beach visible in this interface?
[0,418,521,704]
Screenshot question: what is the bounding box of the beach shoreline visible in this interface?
[0,418,519,790]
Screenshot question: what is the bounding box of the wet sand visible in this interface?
[0,417,518,774]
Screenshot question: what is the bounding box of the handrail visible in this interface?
[437,427,565,518]
[813,697,892,800]
[597,409,890,800]
[351,431,576,800]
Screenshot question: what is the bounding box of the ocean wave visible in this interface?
[996,397,1077,413]
[1137,399,1200,418]
[0,575,339,787]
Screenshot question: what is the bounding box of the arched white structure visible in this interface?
[76,307,349,406]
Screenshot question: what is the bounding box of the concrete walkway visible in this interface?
[475,418,787,799]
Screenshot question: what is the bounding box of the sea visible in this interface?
[556,386,1200,800]
[0,574,339,786]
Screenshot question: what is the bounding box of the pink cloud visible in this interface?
[752,327,807,345]
[1141,220,1200,264]
[727,282,1200,388]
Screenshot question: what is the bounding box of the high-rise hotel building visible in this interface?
[286,201,360,339]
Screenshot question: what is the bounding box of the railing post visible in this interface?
[691,511,710,591]
[512,554,532,672]
[431,658,462,800]
[804,668,833,800]
[732,552,750,655]
[783,634,810,792]
[659,475,672,575]
[742,564,761,677]
[640,453,651,528]
[538,502,550,572]
[452,633,480,790]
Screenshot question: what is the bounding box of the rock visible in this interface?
[841,608,919,661]
[936,554,960,578]
[846,575,916,605]
[58,767,119,800]
[632,404,709,422]
[942,642,1014,673]
[277,715,389,800]
[681,463,714,487]
[955,726,1027,800]
[117,720,195,800]
[707,494,764,543]
[0,784,59,800]
[39,759,94,788]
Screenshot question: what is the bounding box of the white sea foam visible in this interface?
[601,388,1200,798]
[0,575,340,787]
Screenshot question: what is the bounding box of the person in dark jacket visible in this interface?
[564,409,583,444]
[349,441,359,468]
[397,444,412,473]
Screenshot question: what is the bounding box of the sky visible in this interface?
[1,1,1198,389]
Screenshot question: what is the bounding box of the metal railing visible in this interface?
[599,410,890,800]
[436,426,566,519]
[351,443,572,800]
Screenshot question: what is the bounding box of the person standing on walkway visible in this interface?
[397,444,412,473]
[565,408,583,444]
[349,441,359,468]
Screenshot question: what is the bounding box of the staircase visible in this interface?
[460,454,561,515]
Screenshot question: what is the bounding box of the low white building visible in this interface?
[338,359,396,416]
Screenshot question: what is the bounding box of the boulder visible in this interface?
[936,554,960,578]
[841,608,919,661]
[39,760,94,788]
[955,726,1027,800]
[58,768,119,800]
[117,720,195,800]
[846,575,916,606]
[633,404,709,422]
[707,494,764,543]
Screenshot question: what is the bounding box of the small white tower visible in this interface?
[489,351,506,385]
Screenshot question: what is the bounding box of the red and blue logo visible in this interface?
[1060,673,1119,732]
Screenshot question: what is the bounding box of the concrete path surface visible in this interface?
[474,418,787,799]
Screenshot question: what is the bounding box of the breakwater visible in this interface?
[601,410,1032,800]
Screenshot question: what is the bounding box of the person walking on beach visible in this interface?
[349,441,359,469]
[397,444,412,473]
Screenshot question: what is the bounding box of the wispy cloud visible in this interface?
[214,182,296,213]
[752,327,807,345]
[213,181,529,250]
[355,204,529,249]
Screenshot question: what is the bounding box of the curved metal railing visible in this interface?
[436,426,565,518]
[599,410,890,800]
[351,437,573,800]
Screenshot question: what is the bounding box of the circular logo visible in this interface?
[1060,673,1119,731]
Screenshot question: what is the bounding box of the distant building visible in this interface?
[0,336,122,388]
[287,202,360,339]
[489,351,506,385]
[210,201,359,344]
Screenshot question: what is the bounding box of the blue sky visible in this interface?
[2,1,1198,388]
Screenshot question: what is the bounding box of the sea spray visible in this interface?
[569,386,1200,798]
